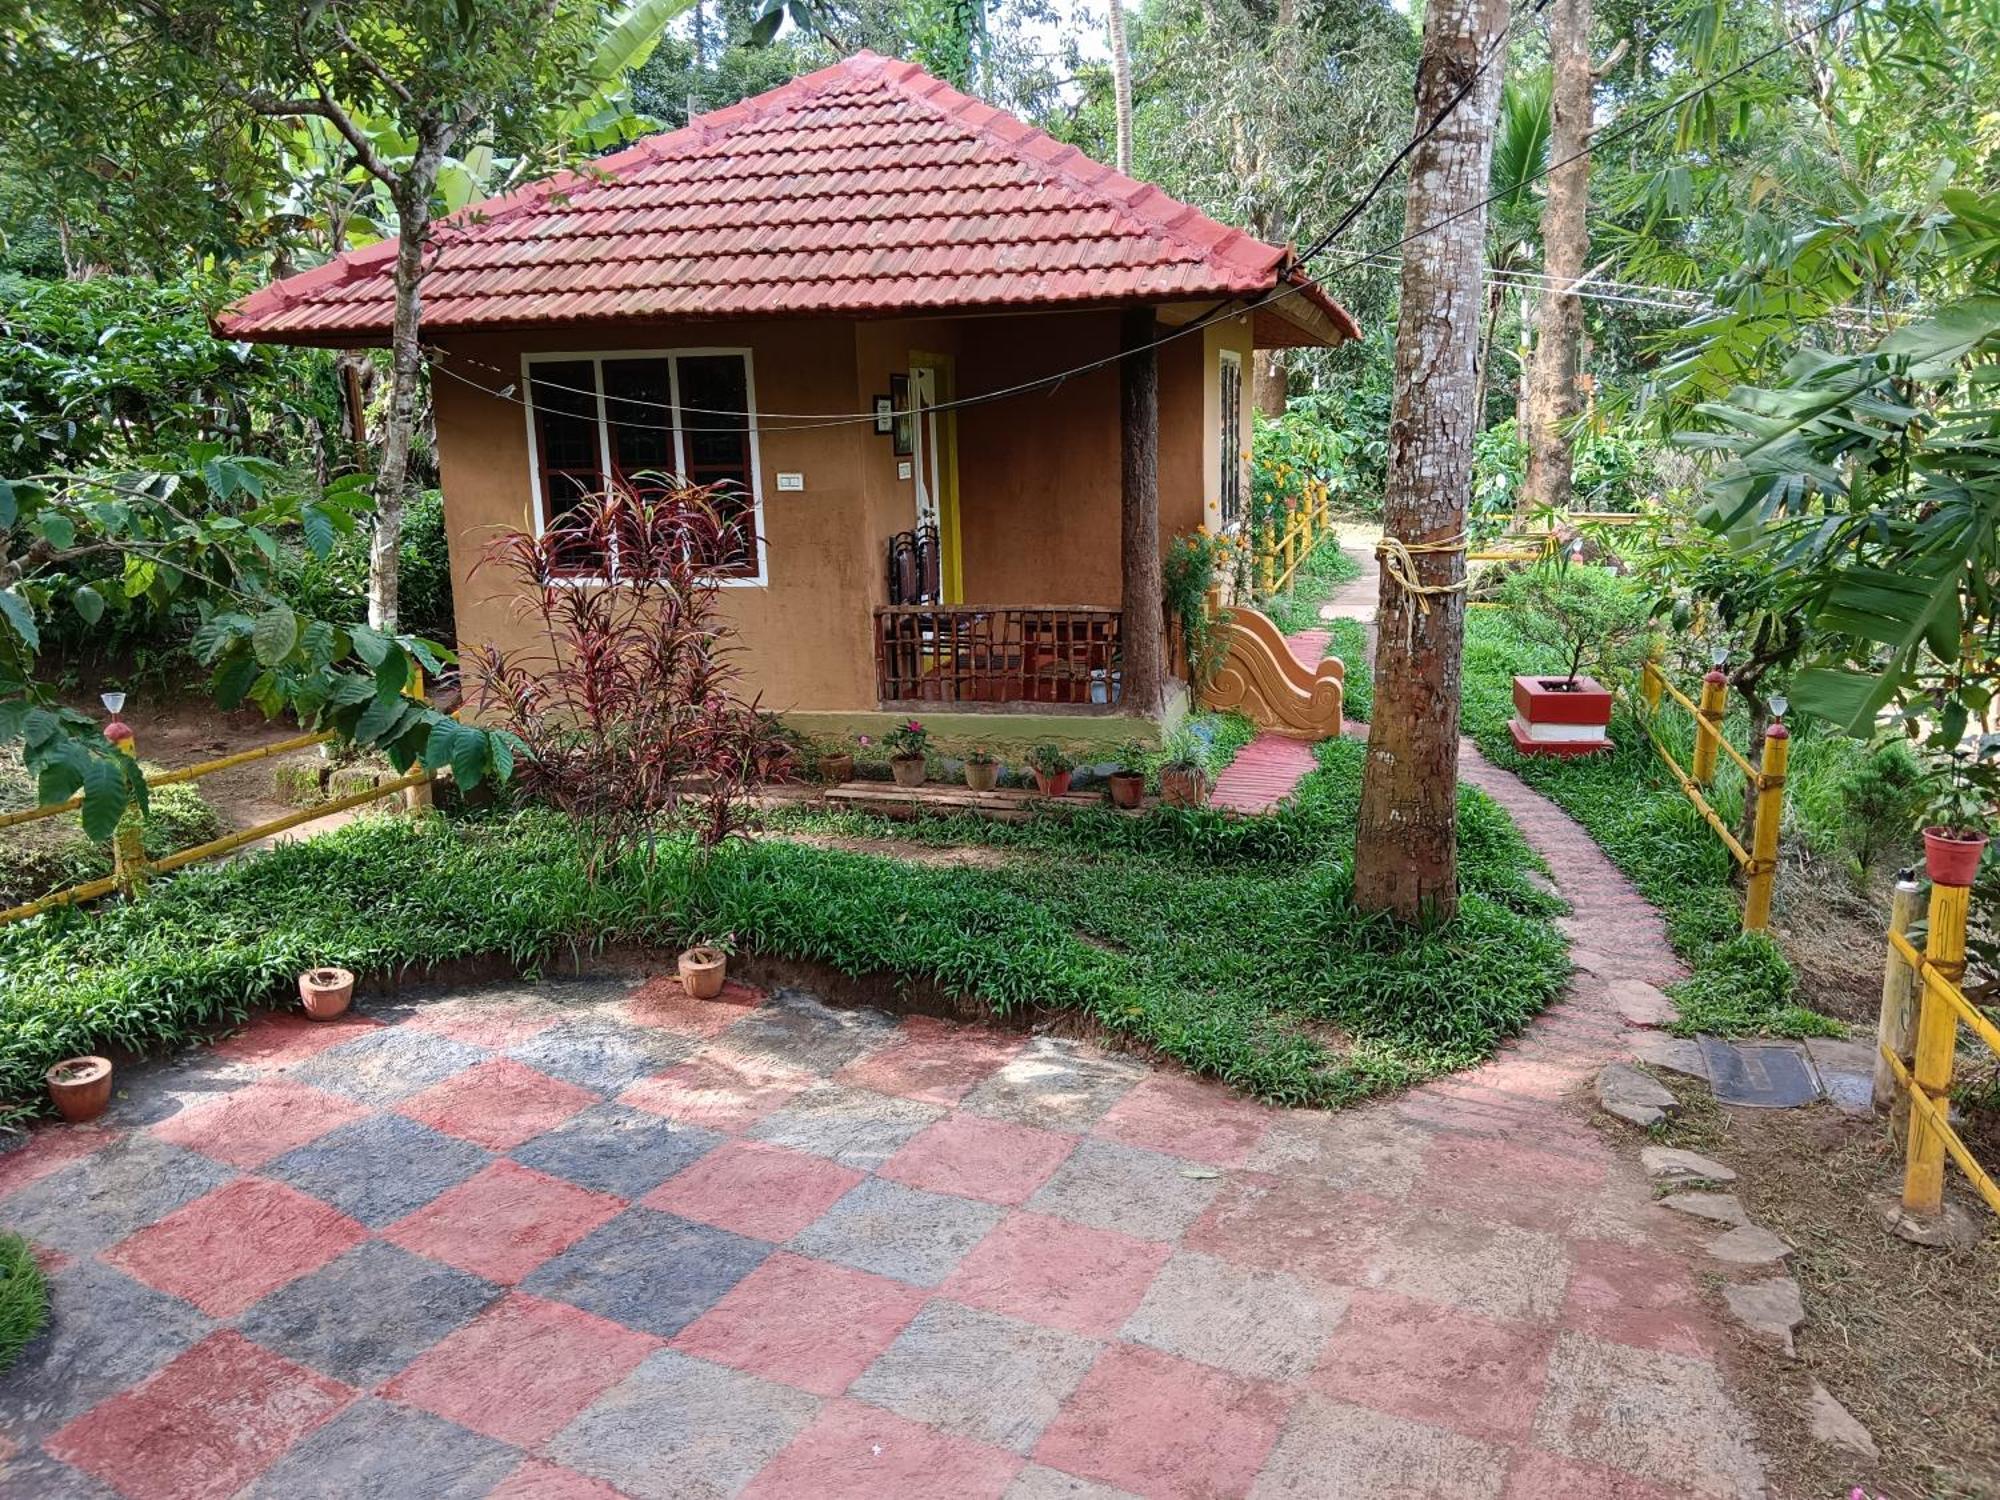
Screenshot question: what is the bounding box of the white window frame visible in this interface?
[1215,347,1245,535]
[520,347,768,587]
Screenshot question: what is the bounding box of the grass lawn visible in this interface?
[1324,617,1373,721]
[1461,602,1851,1038]
[0,1233,48,1372]
[1261,537,1363,634]
[0,739,1569,1120]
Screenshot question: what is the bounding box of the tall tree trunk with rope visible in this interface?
[1353,0,1508,922]
[1520,0,1592,516]
[1108,0,1134,175]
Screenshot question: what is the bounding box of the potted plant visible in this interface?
[1920,752,1993,887]
[819,735,863,785]
[678,943,729,999]
[1107,740,1148,810]
[46,1056,113,1123]
[963,747,1000,792]
[1160,730,1211,808]
[298,966,355,1021]
[1499,562,1652,757]
[1026,744,1073,797]
[885,720,930,787]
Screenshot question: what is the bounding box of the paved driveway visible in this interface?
[0,970,1765,1499]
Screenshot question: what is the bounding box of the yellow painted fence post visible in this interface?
[104,713,148,898]
[1259,521,1276,596]
[1874,873,1925,1139]
[1902,876,1971,1218]
[1640,656,1664,713]
[1692,669,1728,784]
[1741,722,1788,932]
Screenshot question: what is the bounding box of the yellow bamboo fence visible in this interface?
[0,723,435,927]
[1467,509,1648,564]
[1875,869,2000,1222]
[1254,483,1334,597]
[1636,658,1789,933]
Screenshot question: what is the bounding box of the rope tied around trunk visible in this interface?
[1375,532,1470,646]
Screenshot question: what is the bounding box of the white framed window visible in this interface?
[520,348,767,585]
[1217,348,1243,530]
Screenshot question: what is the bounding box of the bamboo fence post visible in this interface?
[1692,668,1728,784]
[1283,511,1298,581]
[105,714,148,898]
[1259,521,1276,596]
[404,668,435,813]
[1640,655,1663,713]
[1741,722,1788,931]
[1902,876,1971,1217]
[1874,873,1925,1136]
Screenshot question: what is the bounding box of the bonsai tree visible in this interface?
[1500,559,1655,688]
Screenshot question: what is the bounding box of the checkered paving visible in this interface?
[1,951,1768,1498]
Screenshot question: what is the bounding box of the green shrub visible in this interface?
[1262,538,1363,632]
[0,1233,49,1373]
[1835,740,1925,876]
[0,756,223,908]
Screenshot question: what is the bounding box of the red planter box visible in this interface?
[1509,674,1612,756]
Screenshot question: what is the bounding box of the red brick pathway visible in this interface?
[1206,622,1337,815]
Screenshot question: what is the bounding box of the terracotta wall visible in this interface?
[431,305,1256,714]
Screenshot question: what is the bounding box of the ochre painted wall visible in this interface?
[432,307,1256,715]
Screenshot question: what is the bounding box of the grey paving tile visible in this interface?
[285,1027,489,1105]
[521,1207,769,1337]
[242,1397,519,1499]
[506,1015,699,1094]
[789,1177,1004,1287]
[1122,1251,1345,1380]
[746,1083,943,1171]
[511,1102,722,1199]
[263,1113,491,1227]
[720,989,897,1075]
[3,1135,232,1254]
[960,1037,1146,1134]
[1026,1139,1222,1241]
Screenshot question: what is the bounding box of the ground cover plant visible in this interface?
[1261,536,1363,635]
[0,738,1568,1121]
[0,751,221,909]
[1462,586,1858,1038]
[1323,617,1373,722]
[0,1233,47,1373]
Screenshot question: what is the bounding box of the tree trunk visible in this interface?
[1520,0,1591,517]
[1108,0,1135,175]
[1120,307,1165,716]
[370,161,440,637]
[1353,0,1509,923]
[1253,349,1288,417]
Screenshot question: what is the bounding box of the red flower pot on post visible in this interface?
[1509,674,1613,756]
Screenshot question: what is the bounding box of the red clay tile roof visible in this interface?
[218,51,1357,344]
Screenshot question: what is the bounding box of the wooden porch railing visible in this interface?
[873,605,1123,706]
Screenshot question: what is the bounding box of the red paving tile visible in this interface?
[45,1331,351,1500]
[878,1113,1075,1204]
[397,1059,599,1151]
[209,1010,381,1070]
[1560,1238,1717,1358]
[1209,733,1321,814]
[488,1459,633,1500]
[1411,1134,1608,1233]
[383,1160,625,1285]
[404,1001,564,1051]
[385,1292,659,1447]
[0,1124,114,1202]
[742,1399,1022,1500]
[1185,1175,1398,1285]
[102,1178,366,1317]
[643,1140,864,1241]
[618,1048,809,1132]
[941,1211,1171,1338]
[1093,1072,1271,1168]
[149,1079,370,1168]
[835,1015,1024,1105]
[624,975,768,1037]
[1314,1288,1555,1444]
[1033,1344,1294,1500]
[672,1251,927,1397]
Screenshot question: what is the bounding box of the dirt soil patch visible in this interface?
[1770,856,1904,1026]
[1631,1077,2000,1500]
[764,830,1019,869]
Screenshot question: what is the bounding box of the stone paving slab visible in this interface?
[1,824,1770,1500]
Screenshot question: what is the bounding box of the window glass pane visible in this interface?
[530,359,601,520]
[1218,356,1242,528]
[603,358,677,491]
[675,354,756,572]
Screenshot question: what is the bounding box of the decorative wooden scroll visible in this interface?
[1198,607,1343,741]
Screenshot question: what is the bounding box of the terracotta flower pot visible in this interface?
[819,752,854,785]
[1108,771,1146,810]
[1032,769,1072,798]
[1923,827,1990,888]
[299,966,355,1021]
[890,755,927,788]
[1160,767,1209,808]
[964,761,999,792]
[1508,674,1613,756]
[46,1056,113,1123]
[679,945,728,999]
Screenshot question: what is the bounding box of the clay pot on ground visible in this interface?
[1032,769,1072,798]
[46,1056,113,1123]
[299,966,355,1021]
[1507,673,1613,756]
[964,760,999,792]
[890,755,928,788]
[679,945,729,999]
[819,752,854,785]
[1107,771,1146,810]
[1160,767,1210,808]
[1922,827,1990,888]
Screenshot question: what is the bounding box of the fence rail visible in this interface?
[0,726,435,927]
[1635,658,1787,931]
[1876,873,2000,1222]
[1254,487,1333,597]
[1467,509,1648,564]
[873,605,1123,706]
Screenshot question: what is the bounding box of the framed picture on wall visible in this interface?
[889,374,913,456]
[872,394,895,434]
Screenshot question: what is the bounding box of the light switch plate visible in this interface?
[776,472,803,491]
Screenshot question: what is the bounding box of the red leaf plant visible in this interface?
[467,484,785,878]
